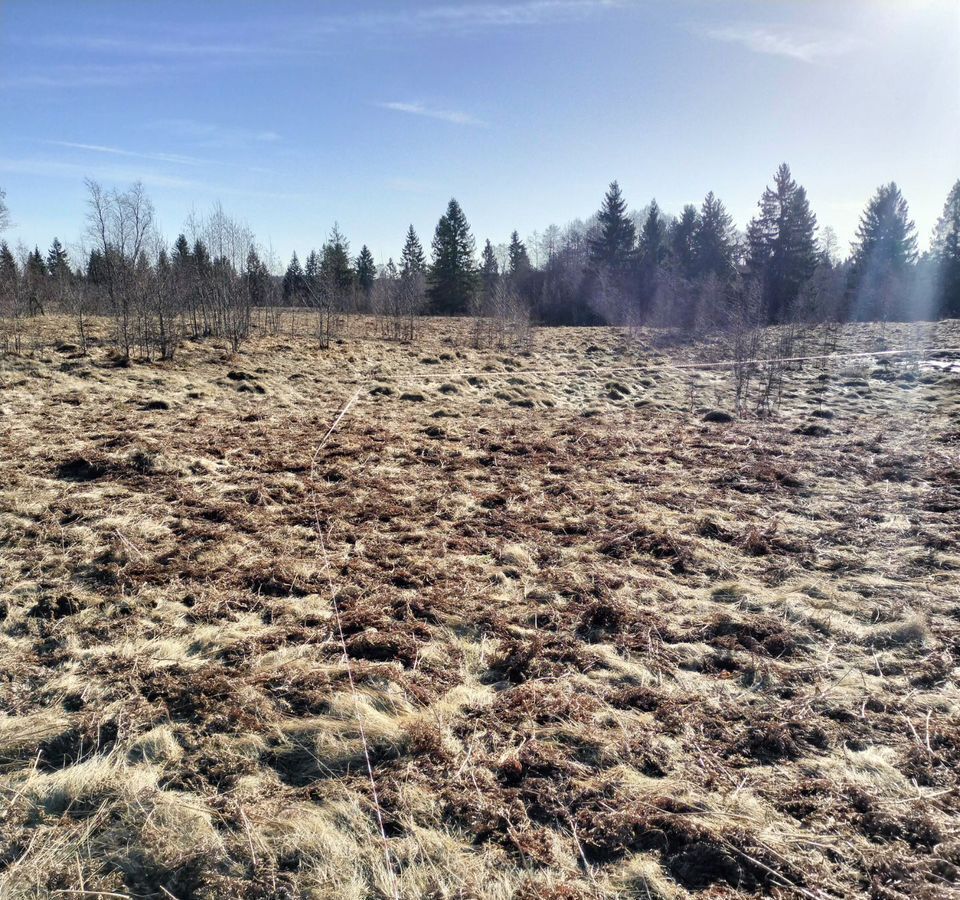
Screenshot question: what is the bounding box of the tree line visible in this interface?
[0,169,958,358]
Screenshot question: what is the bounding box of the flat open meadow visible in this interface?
[1,316,958,899]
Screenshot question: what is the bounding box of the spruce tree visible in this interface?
[47,238,71,280]
[0,241,16,288]
[304,250,321,297]
[932,180,960,318]
[849,182,918,320]
[245,247,270,306]
[508,230,531,277]
[746,164,819,323]
[321,224,355,293]
[638,200,668,314]
[283,252,305,301]
[172,234,191,269]
[669,205,699,281]
[192,239,211,277]
[480,239,499,304]
[428,198,477,315]
[26,248,47,315]
[356,245,376,294]
[694,192,737,281]
[588,181,636,275]
[87,249,109,286]
[400,225,426,277]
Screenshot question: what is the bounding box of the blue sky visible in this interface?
[1,0,957,268]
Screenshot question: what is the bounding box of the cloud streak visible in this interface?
[27,1,627,60]
[378,101,487,126]
[146,119,282,148]
[698,23,863,63]
[0,157,292,200]
[42,140,210,167]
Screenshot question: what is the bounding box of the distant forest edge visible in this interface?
[1,166,959,360]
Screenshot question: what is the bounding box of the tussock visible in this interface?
[1,316,958,898]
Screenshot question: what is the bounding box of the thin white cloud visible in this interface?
[411,0,625,30]
[378,101,486,126]
[0,157,293,200]
[698,23,863,63]
[0,63,173,89]
[147,119,282,147]
[32,35,274,57]
[16,2,627,87]
[42,140,209,167]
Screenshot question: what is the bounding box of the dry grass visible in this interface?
[1,315,958,899]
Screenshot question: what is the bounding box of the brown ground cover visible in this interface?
[1,316,958,898]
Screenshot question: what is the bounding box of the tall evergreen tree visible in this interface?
[0,241,16,288]
[428,198,477,315]
[400,225,426,277]
[637,200,668,315]
[245,247,270,307]
[192,239,211,277]
[86,249,109,286]
[588,181,636,275]
[321,224,355,293]
[304,249,321,297]
[356,245,376,294]
[283,251,305,301]
[172,234,191,269]
[694,192,737,281]
[746,163,819,323]
[849,182,918,320]
[47,238,71,280]
[931,180,960,318]
[480,239,500,304]
[26,247,47,315]
[669,205,699,281]
[508,230,531,277]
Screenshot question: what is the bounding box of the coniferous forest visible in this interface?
[1,168,959,359]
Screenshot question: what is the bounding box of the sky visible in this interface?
[0,0,958,269]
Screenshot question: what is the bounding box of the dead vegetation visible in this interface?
[0,315,958,899]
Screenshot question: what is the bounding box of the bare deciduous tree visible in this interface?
[85,179,156,360]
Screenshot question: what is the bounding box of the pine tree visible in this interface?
[669,205,699,281]
[694,192,737,281]
[746,164,819,323]
[932,180,960,318]
[356,245,376,294]
[400,225,426,277]
[849,182,918,320]
[588,181,636,275]
[428,198,477,315]
[508,231,531,277]
[283,251,305,301]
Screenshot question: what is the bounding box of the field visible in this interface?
[1,315,958,899]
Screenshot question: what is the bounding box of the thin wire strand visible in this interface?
[301,340,957,896]
[308,384,400,900]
